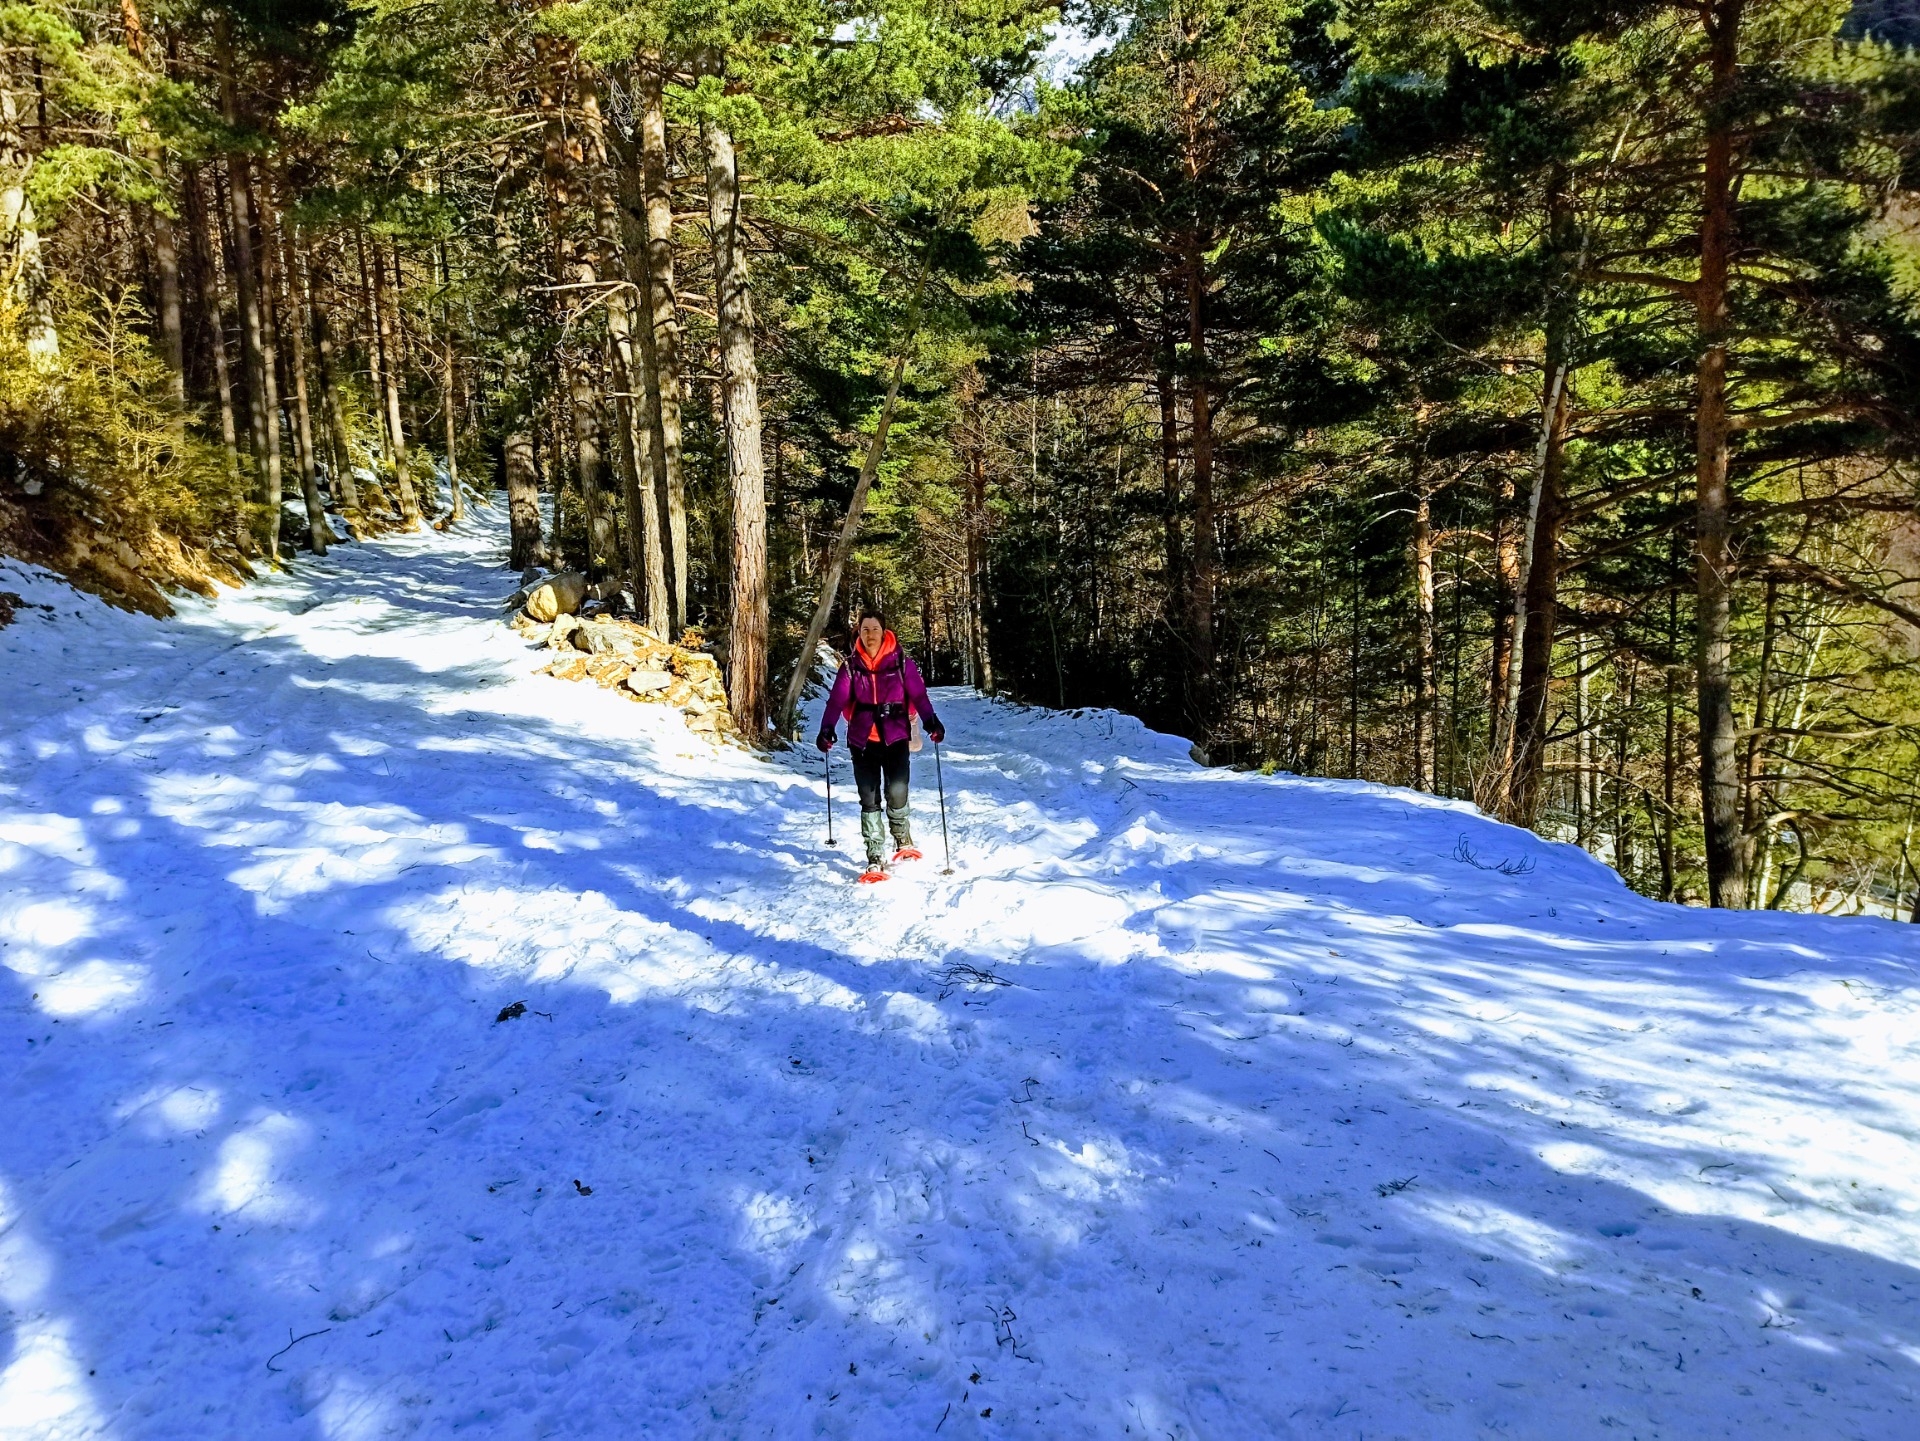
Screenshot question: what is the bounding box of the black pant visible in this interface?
[850,739,911,813]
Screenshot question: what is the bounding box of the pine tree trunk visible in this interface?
[1183,234,1217,747]
[707,116,770,739]
[183,165,242,486]
[538,39,614,576]
[371,242,420,524]
[489,140,544,571]
[443,337,463,522]
[1511,368,1570,825]
[370,240,420,525]
[607,108,671,631]
[585,80,665,619]
[224,152,283,556]
[275,215,329,554]
[151,197,186,405]
[304,251,360,525]
[1487,469,1519,785]
[639,63,689,630]
[1412,458,1436,792]
[1696,0,1748,907]
[968,410,994,694]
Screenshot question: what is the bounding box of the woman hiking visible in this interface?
[816,609,945,882]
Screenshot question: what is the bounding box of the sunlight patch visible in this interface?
[35,958,148,1016]
[0,896,93,949]
[117,1083,223,1135]
[1406,1193,1588,1275]
[197,1111,317,1225]
[0,1320,103,1440]
[0,1182,103,1438]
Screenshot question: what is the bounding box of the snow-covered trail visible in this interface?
[4,518,1920,1440]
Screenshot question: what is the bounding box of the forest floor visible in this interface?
[4,512,1920,1440]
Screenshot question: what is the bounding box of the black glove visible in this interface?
[816,733,834,752]
[927,723,945,744]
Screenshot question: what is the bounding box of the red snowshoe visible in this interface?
[892,846,923,863]
[857,865,889,884]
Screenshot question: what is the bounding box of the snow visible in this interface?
[3,516,1920,1439]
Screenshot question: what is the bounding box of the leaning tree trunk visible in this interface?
[1695,0,1748,907]
[774,257,933,737]
[707,116,770,739]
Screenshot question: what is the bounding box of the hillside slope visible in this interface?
[3,517,1918,1439]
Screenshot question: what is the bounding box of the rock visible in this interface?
[586,656,631,688]
[671,650,723,684]
[520,566,543,586]
[509,610,549,642]
[680,693,715,717]
[545,654,590,682]
[525,571,588,623]
[546,613,582,649]
[687,712,720,734]
[626,669,673,695]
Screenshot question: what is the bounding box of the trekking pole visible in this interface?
[824,746,838,847]
[933,738,954,874]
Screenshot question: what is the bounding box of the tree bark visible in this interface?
[1696,0,1748,907]
[150,196,186,404]
[274,213,329,553]
[1511,366,1571,825]
[639,63,688,629]
[537,37,614,575]
[488,139,544,570]
[304,250,360,524]
[371,241,420,524]
[183,165,241,485]
[585,78,665,619]
[1411,453,1436,793]
[1183,232,1218,746]
[968,403,994,694]
[708,115,771,736]
[225,153,283,556]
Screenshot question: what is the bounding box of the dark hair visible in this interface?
[856,607,885,626]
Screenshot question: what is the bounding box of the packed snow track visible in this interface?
[3,516,1919,1439]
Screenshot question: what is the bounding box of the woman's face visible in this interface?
[859,617,884,651]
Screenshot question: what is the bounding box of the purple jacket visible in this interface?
[818,632,942,749]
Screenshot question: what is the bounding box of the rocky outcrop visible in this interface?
[506,602,739,742]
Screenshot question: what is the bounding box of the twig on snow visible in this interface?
[265,1326,332,1371]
